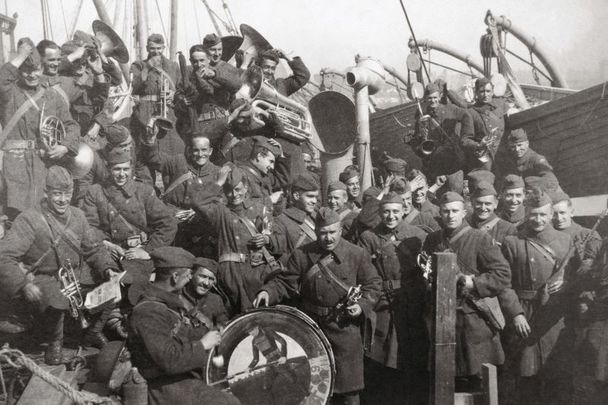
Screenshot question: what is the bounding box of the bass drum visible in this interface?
[206,305,335,405]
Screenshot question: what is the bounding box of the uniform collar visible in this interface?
[500,205,525,223]
[106,178,137,198]
[138,283,186,313]
[521,223,558,244]
[40,198,72,225]
[284,206,311,223]
[471,212,498,228]
[324,238,348,264]
[188,161,215,177]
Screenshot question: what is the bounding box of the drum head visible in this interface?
[207,305,335,405]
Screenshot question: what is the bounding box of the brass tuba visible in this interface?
[235,65,312,143]
[59,259,89,329]
[237,24,272,68]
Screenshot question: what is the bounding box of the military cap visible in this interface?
[147,33,165,45]
[471,181,497,198]
[466,170,495,191]
[502,174,525,191]
[384,158,408,174]
[292,173,319,192]
[438,191,464,205]
[549,190,570,205]
[260,49,279,64]
[105,149,131,166]
[150,247,194,271]
[362,186,381,202]
[18,38,41,70]
[45,165,73,191]
[508,128,528,143]
[315,206,342,227]
[389,176,410,194]
[380,191,404,205]
[105,124,130,145]
[223,166,248,190]
[252,135,281,157]
[524,187,552,208]
[338,167,359,183]
[475,77,492,91]
[327,181,347,193]
[60,39,83,56]
[424,82,441,96]
[202,33,221,48]
[193,257,218,275]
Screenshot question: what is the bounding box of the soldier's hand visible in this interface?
[124,247,151,261]
[409,174,426,192]
[253,291,269,308]
[513,314,531,338]
[278,356,287,365]
[270,190,283,204]
[227,102,250,125]
[215,164,232,187]
[200,67,216,80]
[17,38,34,57]
[22,282,42,303]
[346,303,362,317]
[47,145,68,160]
[434,175,447,188]
[248,234,268,249]
[103,240,125,261]
[201,330,222,350]
[382,173,395,195]
[87,54,104,75]
[548,278,564,295]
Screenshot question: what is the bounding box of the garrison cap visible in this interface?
[502,174,525,191]
[384,158,408,174]
[18,38,41,70]
[508,128,528,143]
[260,49,279,64]
[327,181,347,193]
[466,170,495,191]
[389,176,411,194]
[425,82,440,96]
[225,166,247,189]
[45,165,73,192]
[292,173,319,192]
[150,247,194,272]
[60,39,83,56]
[338,167,359,183]
[471,181,497,198]
[147,33,165,45]
[362,186,381,202]
[438,191,465,205]
[252,135,281,157]
[203,33,222,48]
[315,206,342,227]
[193,257,218,275]
[549,190,570,205]
[105,149,131,166]
[475,77,492,91]
[524,187,552,208]
[380,191,404,205]
[105,124,130,145]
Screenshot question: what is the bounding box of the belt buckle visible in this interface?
[27,140,36,149]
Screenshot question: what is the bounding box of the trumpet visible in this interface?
[417,251,433,284]
[474,126,500,163]
[59,259,89,329]
[153,77,174,133]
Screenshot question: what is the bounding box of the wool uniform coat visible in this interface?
[261,238,381,393]
[268,206,316,259]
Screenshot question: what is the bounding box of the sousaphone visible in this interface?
[92,20,129,63]
[238,24,272,68]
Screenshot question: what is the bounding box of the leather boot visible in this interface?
[44,340,63,365]
[84,308,111,349]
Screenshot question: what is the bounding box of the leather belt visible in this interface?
[2,140,37,150]
[218,252,248,264]
[139,95,159,102]
[516,290,538,300]
[302,301,332,317]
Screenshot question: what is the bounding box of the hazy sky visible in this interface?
[8,0,608,88]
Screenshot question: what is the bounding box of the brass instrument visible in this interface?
[59,259,89,329]
[474,126,500,163]
[150,76,174,135]
[238,24,272,68]
[235,65,312,142]
[417,251,433,284]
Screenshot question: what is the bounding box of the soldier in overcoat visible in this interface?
[496,174,526,226]
[468,181,518,246]
[254,207,381,405]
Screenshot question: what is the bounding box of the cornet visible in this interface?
[417,251,433,284]
[59,259,89,329]
[150,77,174,136]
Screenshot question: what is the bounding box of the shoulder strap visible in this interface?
[317,255,351,293]
[43,211,83,256]
[235,210,281,271]
[0,87,45,148]
[161,171,193,199]
[404,209,420,223]
[338,209,352,220]
[51,84,70,108]
[304,254,335,283]
[101,188,144,236]
[296,218,316,247]
[526,238,557,266]
[241,164,262,182]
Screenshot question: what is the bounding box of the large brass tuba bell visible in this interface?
[237,24,272,68]
[91,20,130,63]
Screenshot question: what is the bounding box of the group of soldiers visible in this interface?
[0,22,606,405]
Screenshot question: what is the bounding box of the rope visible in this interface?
[154,0,168,42]
[398,0,430,81]
[59,0,69,42]
[0,348,117,405]
[193,0,202,41]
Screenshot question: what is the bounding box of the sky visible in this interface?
[6,0,608,89]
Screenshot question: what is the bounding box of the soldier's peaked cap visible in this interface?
[471,181,497,198]
[508,128,528,143]
[105,124,130,145]
[380,191,404,205]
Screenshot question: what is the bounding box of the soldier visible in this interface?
[254,207,382,405]
[130,33,184,155]
[82,149,178,292]
[504,128,555,180]
[499,188,579,404]
[358,192,427,404]
[463,78,508,172]
[497,174,526,226]
[268,173,319,258]
[383,157,408,178]
[468,181,517,246]
[257,48,310,97]
[0,166,118,364]
[326,181,359,237]
[181,257,230,330]
[406,169,441,219]
[418,192,511,392]
[339,166,362,212]
[128,247,240,405]
[191,166,280,314]
[0,38,80,220]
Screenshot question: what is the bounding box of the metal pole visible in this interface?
[92,0,113,25]
[169,0,178,61]
[354,86,373,192]
[201,0,223,35]
[408,38,486,76]
[135,0,148,60]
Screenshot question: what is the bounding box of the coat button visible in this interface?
[235,236,240,240]
[233,219,238,224]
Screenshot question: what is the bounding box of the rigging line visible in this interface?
[59,0,69,41]
[46,0,54,40]
[426,60,478,78]
[68,0,84,39]
[397,0,430,81]
[222,0,238,34]
[504,48,552,82]
[193,0,202,40]
[154,0,168,41]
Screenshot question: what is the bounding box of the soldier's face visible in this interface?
[400,191,413,215]
[526,204,552,232]
[19,66,43,88]
[206,43,223,65]
[190,137,212,167]
[477,83,494,103]
[440,201,466,230]
[190,51,209,71]
[261,58,278,81]
[473,195,497,221]
[46,189,73,215]
[317,222,342,251]
[226,181,248,206]
[190,267,216,296]
[302,153,316,172]
[42,48,61,76]
[172,268,192,290]
[252,151,275,175]
[381,203,405,229]
[509,140,529,158]
[552,200,574,230]
[502,188,524,213]
[147,42,165,58]
[412,183,428,205]
[294,190,319,214]
[111,162,132,186]
[115,135,134,153]
[345,177,360,199]
[426,91,441,109]
[327,190,347,211]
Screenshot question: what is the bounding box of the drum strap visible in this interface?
[404,209,419,224]
[295,218,316,248]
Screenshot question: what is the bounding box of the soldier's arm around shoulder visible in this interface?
[0,211,38,297]
[474,231,511,297]
[130,302,210,375]
[140,184,178,251]
[355,245,382,316]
